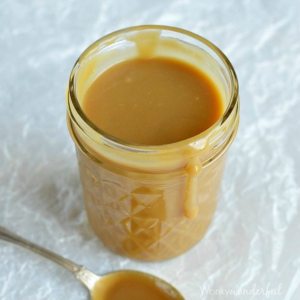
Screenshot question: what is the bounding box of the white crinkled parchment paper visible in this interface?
[0,0,300,299]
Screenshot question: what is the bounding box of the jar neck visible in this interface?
[67,25,239,173]
[67,101,239,174]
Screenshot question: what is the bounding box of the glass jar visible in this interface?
[66,25,239,261]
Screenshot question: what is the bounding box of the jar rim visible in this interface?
[68,24,239,153]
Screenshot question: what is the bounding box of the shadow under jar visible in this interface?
[67,25,239,261]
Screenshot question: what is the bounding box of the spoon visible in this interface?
[0,226,184,300]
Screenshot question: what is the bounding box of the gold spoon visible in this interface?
[0,226,184,300]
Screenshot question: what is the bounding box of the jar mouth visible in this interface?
[68,25,239,152]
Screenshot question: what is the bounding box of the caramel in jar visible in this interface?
[83,57,223,145]
[67,26,239,261]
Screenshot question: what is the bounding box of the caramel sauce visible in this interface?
[82,57,223,145]
[92,271,183,300]
[68,28,233,260]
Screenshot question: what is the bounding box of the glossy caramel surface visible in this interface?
[82,57,223,145]
[92,271,183,300]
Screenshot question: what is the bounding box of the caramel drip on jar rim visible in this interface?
[184,158,202,219]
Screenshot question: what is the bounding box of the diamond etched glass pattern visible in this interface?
[77,150,225,261]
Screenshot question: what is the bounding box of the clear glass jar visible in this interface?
[66,25,239,261]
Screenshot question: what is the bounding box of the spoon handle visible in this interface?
[0,226,99,290]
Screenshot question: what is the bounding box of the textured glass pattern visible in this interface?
[77,149,225,261]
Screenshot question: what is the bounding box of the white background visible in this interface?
[0,0,300,299]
